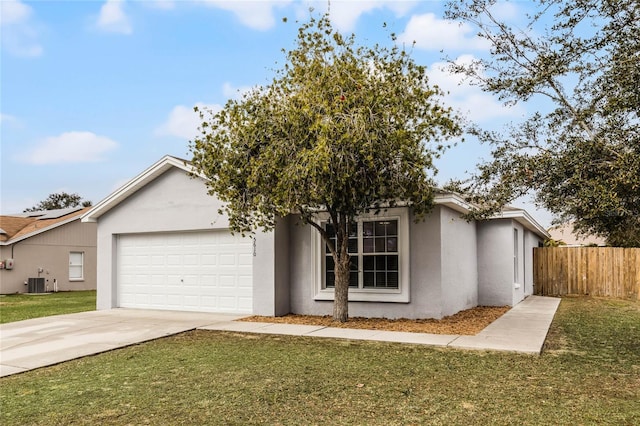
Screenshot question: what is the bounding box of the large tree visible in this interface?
[190,14,461,322]
[445,0,640,247]
[24,192,92,212]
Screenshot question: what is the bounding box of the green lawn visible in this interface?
[1,297,639,425]
[0,291,96,324]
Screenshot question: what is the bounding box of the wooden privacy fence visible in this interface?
[534,247,640,300]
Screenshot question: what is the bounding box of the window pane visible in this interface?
[349,257,358,271]
[363,237,374,253]
[386,220,398,236]
[69,266,83,279]
[348,237,358,253]
[348,223,357,238]
[376,272,387,287]
[363,256,374,270]
[349,272,359,287]
[326,223,335,238]
[375,237,386,252]
[326,241,333,254]
[69,252,83,266]
[387,255,398,271]
[375,255,386,270]
[387,272,399,288]
[363,272,375,287]
[386,237,398,252]
[375,221,389,236]
[326,272,335,288]
[363,222,374,236]
[326,256,335,271]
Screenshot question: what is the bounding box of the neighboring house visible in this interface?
[0,207,97,294]
[547,222,606,247]
[82,155,549,319]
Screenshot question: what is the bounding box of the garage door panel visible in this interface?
[117,230,253,313]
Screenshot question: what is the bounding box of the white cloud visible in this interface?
[326,0,416,33]
[143,0,175,10]
[200,0,292,31]
[0,0,43,57]
[96,0,132,35]
[488,1,520,21]
[156,102,222,140]
[222,82,254,100]
[19,131,119,164]
[1,113,19,124]
[0,0,31,25]
[427,56,524,123]
[397,13,490,51]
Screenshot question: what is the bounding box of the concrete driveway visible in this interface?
[0,309,243,377]
[1,296,560,378]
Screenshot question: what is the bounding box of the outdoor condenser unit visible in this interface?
[27,277,45,293]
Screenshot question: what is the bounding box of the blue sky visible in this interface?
[1,0,553,226]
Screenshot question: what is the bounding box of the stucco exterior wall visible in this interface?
[477,219,514,306]
[286,205,476,319]
[439,207,478,316]
[94,168,235,310]
[0,220,96,294]
[252,216,291,316]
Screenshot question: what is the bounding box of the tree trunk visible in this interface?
[332,219,350,322]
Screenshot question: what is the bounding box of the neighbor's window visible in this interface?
[324,219,400,290]
[69,252,84,280]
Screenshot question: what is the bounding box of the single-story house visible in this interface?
[0,207,97,294]
[82,155,549,319]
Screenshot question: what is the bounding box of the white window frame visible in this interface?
[312,207,410,303]
[69,251,84,281]
[513,228,519,284]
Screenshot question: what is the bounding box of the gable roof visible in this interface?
[0,207,90,245]
[81,154,549,239]
[81,155,197,223]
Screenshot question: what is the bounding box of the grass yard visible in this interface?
[1,296,639,425]
[0,291,96,324]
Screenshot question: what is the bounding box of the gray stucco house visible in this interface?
[82,155,548,319]
[0,207,97,294]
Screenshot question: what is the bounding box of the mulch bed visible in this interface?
[239,305,511,335]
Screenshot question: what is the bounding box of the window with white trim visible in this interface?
[513,228,519,283]
[69,252,84,281]
[314,207,410,303]
[325,219,399,289]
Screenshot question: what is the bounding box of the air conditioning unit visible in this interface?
[28,277,45,293]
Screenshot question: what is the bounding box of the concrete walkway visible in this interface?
[0,296,560,378]
[202,296,561,354]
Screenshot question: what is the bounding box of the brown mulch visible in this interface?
[239,305,511,336]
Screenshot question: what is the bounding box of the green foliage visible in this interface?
[23,192,92,212]
[190,13,461,320]
[446,0,640,247]
[543,238,566,247]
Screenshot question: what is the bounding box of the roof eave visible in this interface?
[0,214,84,246]
[490,209,550,239]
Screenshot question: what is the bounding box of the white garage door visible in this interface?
[117,231,253,313]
